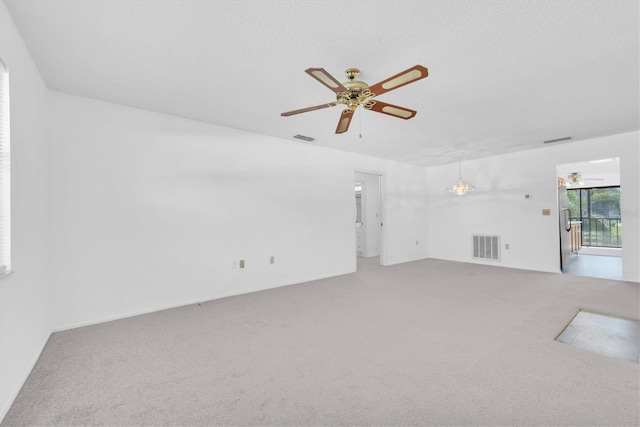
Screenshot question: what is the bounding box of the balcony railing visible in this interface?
[571,217,622,248]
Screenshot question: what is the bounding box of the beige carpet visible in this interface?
[3,258,639,426]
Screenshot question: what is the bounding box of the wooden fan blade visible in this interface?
[281,102,337,117]
[305,68,348,93]
[335,109,355,134]
[368,65,428,97]
[364,100,417,119]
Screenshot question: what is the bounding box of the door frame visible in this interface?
[556,159,623,279]
[355,180,366,257]
[354,169,386,266]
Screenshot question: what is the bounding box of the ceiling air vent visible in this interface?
[293,134,315,142]
[543,136,572,144]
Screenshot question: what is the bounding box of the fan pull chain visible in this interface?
[359,108,363,139]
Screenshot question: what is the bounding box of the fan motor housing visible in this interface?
[337,80,371,108]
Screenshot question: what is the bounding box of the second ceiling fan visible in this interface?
[566,172,605,187]
[281,65,428,134]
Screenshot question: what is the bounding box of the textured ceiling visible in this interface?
[3,0,639,166]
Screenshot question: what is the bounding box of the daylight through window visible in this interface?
[568,186,622,248]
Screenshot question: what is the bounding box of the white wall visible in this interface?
[48,92,430,330]
[427,131,640,282]
[0,1,52,421]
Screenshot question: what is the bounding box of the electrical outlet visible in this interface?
[270,256,275,264]
[239,260,245,269]
[542,209,551,216]
[416,240,419,245]
[505,244,510,250]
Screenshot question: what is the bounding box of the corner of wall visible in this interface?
[0,1,54,421]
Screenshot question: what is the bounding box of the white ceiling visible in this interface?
[4,0,639,166]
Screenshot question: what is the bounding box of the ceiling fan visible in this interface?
[566,172,605,187]
[281,65,428,134]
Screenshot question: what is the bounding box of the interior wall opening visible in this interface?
[354,171,384,269]
[556,158,622,280]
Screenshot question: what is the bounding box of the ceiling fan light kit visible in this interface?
[566,172,585,187]
[564,172,605,187]
[281,65,428,134]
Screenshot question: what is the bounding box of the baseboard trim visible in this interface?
[383,255,429,267]
[427,255,558,274]
[0,331,52,423]
[53,294,224,332]
[52,271,353,333]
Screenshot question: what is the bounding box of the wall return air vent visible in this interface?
[473,235,501,261]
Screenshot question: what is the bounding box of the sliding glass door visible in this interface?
[568,186,621,248]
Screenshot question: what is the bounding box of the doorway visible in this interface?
[354,171,384,268]
[556,158,623,280]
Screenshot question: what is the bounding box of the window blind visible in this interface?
[0,58,10,276]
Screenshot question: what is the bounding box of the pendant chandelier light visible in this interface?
[446,156,475,196]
